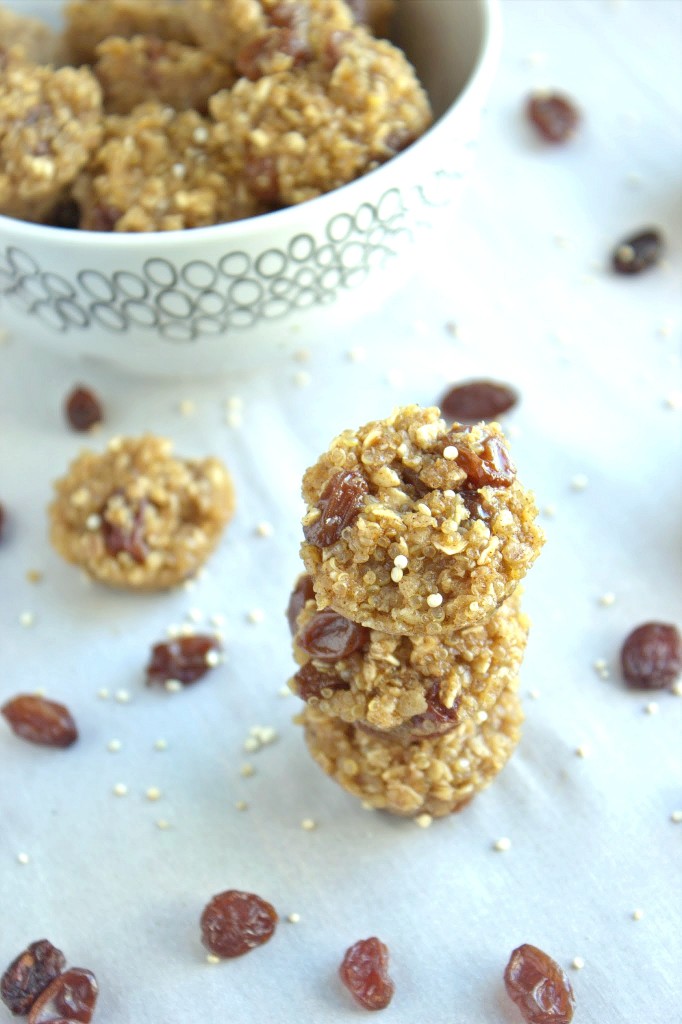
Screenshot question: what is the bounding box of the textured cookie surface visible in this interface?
[49,435,235,590]
[301,405,544,638]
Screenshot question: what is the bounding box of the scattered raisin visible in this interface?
[504,944,575,1024]
[441,380,518,423]
[287,574,316,634]
[101,493,148,564]
[201,890,278,958]
[611,229,663,275]
[339,937,394,1011]
[48,198,81,230]
[297,610,369,661]
[454,434,516,489]
[303,469,369,547]
[292,662,349,702]
[145,635,221,687]
[64,386,103,432]
[1,695,78,748]
[526,92,580,143]
[621,622,681,689]
[28,968,98,1024]
[1,940,66,1016]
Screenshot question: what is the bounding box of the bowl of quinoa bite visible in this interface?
[0,0,501,376]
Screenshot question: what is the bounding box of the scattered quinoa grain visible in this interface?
[644,701,659,715]
[156,819,171,830]
[97,688,110,700]
[256,521,273,537]
[571,957,585,970]
[178,398,195,417]
[113,783,128,797]
[390,566,403,583]
[146,787,162,801]
[240,763,255,778]
[494,836,512,851]
[287,912,301,923]
[165,679,183,693]
[107,739,122,752]
[571,474,589,491]
[26,569,43,583]
[154,738,168,751]
[301,818,316,831]
[575,744,590,759]
[16,852,30,865]
[206,954,221,965]
[235,800,248,811]
[393,554,408,569]
[19,611,35,627]
[415,813,433,828]
[670,810,682,823]
[599,592,616,607]
[632,909,644,921]
[247,608,265,624]
[426,593,443,608]
[442,445,458,460]
[115,689,131,704]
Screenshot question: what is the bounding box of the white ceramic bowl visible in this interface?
[0,0,501,376]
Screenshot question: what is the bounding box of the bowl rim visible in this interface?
[0,0,502,249]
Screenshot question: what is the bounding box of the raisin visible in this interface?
[408,683,461,733]
[236,27,311,80]
[201,890,278,958]
[146,635,221,687]
[268,1,307,29]
[286,574,316,634]
[526,92,580,143]
[244,154,281,205]
[101,493,148,564]
[292,662,349,702]
[28,968,98,1024]
[621,622,681,689]
[612,229,663,275]
[339,937,394,1011]
[303,469,368,547]
[460,490,489,522]
[64,386,103,432]
[504,944,575,1024]
[323,29,352,70]
[1,940,66,1015]
[48,198,81,230]
[1,695,78,748]
[297,610,368,661]
[441,381,518,423]
[90,203,120,231]
[454,434,515,489]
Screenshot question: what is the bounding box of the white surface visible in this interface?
[1,1,681,1021]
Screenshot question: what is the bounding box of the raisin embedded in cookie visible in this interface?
[300,405,544,638]
[301,678,524,818]
[290,585,529,735]
[48,435,235,590]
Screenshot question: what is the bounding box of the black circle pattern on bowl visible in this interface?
[0,174,461,342]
